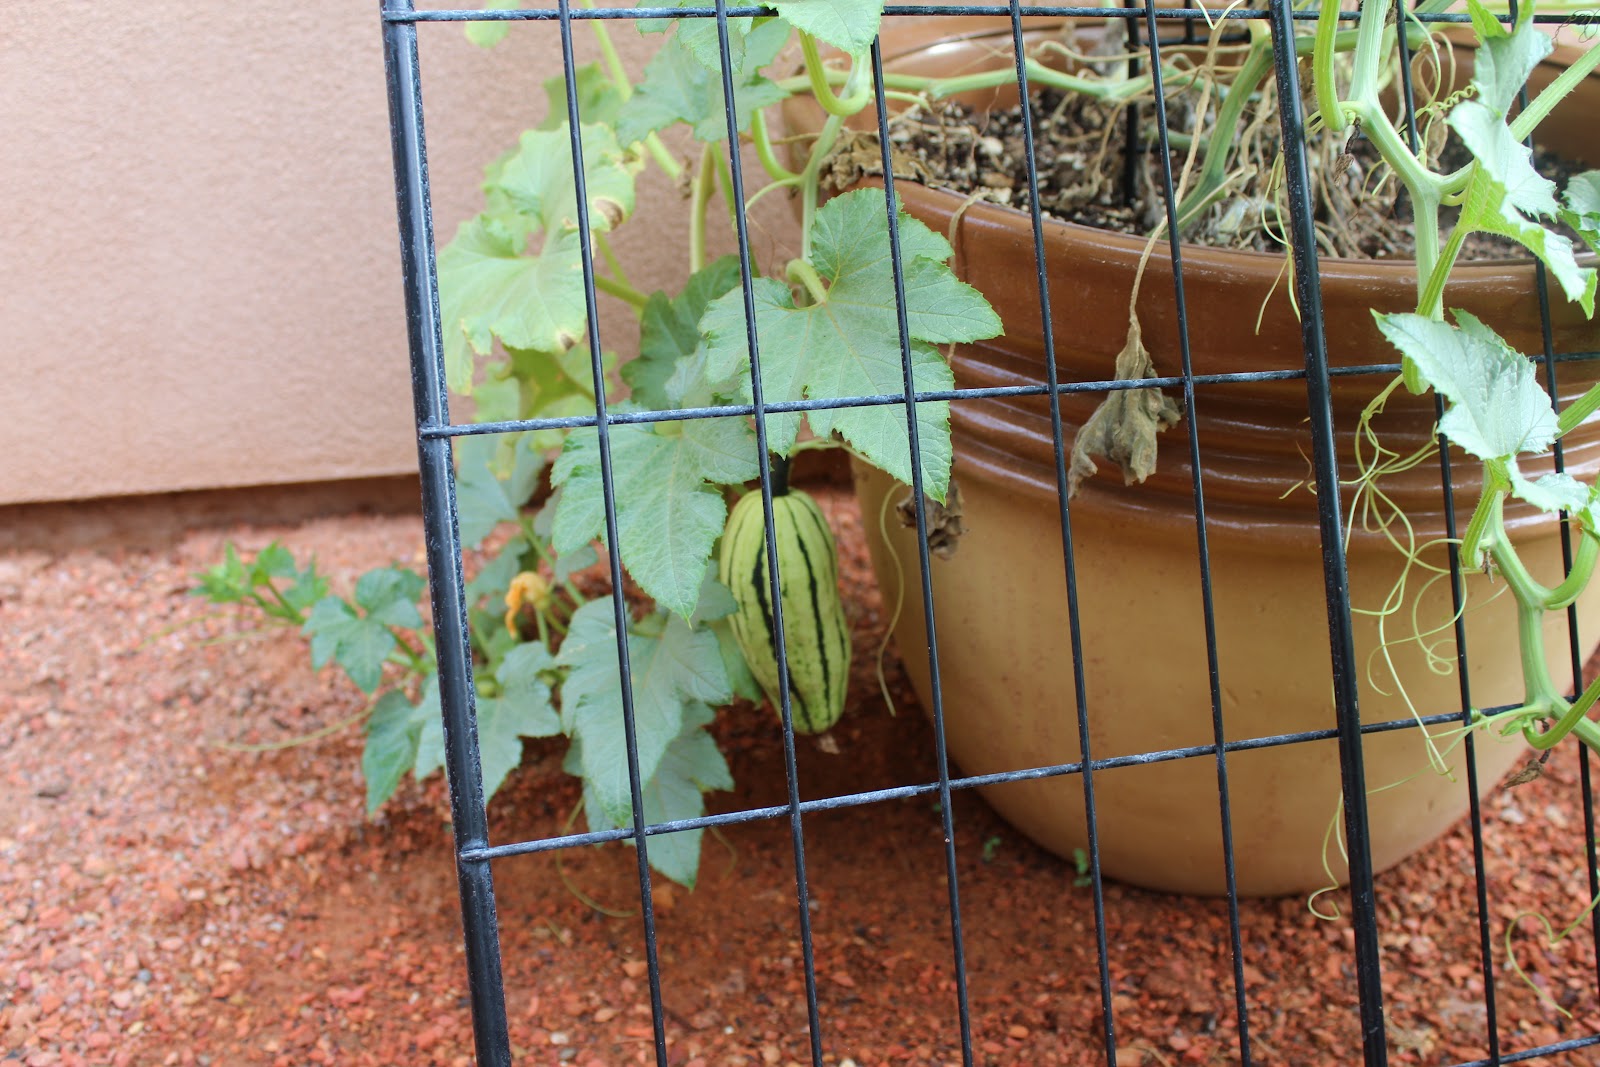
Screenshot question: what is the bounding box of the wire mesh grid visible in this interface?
[379,1,1600,1064]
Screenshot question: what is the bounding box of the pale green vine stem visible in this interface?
[595,230,630,288]
[1506,886,1600,1020]
[1559,382,1600,436]
[690,142,718,274]
[576,0,682,181]
[786,258,829,306]
[751,110,799,183]
[716,150,738,225]
[594,274,649,309]
[800,33,873,116]
[1542,534,1600,611]
[798,112,846,262]
[1313,0,1346,135]
[580,0,631,100]
[1481,498,1587,723]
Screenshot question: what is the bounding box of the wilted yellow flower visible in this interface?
[503,571,551,636]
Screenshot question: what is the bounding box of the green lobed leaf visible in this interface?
[304,597,396,695]
[538,64,627,132]
[1561,171,1600,256]
[354,567,427,629]
[465,1,519,48]
[617,20,790,146]
[627,257,745,411]
[639,2,765,75]
[281,562,332,616]
[191,543,249,603]
[550,417,758,617]
[1450,100,1596,315]
[436,124,636,393]
[567,703,731,889]
[437,220,588,394]
[486,125,636,238]
[634,704,733,888]
[700,189,1002,499]
[1508,465,1591,515]
[192,542,329,620]
[556,601,732,826]
[364,681,438,815]
[1465,0,1548,117]
[454,432,545,550]
[1374,310,1558,462]
[508,343,613,452]
[475,643,563,798]
[252,542,297,581]
[774,0,884,56]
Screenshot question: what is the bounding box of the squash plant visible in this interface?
[196,0,1005,889]
[194,0,1600,894]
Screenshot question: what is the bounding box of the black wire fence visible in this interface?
[379,1,1600,1064]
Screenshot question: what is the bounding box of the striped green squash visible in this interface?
[718,487,851,734]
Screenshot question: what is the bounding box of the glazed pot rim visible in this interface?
[866,15,1598,282]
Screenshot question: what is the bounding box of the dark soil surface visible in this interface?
[830,87,1589,263]
[6,488,1600,1066]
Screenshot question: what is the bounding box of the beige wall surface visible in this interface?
[2,1,727,506]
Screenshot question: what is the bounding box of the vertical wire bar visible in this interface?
[867,43,976,1067]
[378,2,511,1063]
[1123,4,1143,205]
[1266,1,1388,1061]
[710,3,826,1061]
[1390,4,1503,1055]
[1138,6,1252,1060]
[555,2,670,1061]
[1509,0,1600,979]
[1005,3,1119,1062]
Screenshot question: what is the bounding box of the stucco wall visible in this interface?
[2,2,735,506]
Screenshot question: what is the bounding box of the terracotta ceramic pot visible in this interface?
[787,18,1600,894]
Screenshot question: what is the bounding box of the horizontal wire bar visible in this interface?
[388,5,1593,25]
[418,350,1600,438]
[460,699,1526,863]
[422,368,1323,438]
[1448,1033,1600,1067]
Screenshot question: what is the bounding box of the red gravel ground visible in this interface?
[6,486,1600,1067]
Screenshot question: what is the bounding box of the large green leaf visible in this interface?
[364,678,439,815]
[1447,9,1598,315]
[638,1,764,75]
[700,189,1002,498]
[628,257,745,411]
[1375,310,1558,462]
[569,705,732,884]
[617,20,790,146]
[437,221,588,393]
[538,63,626,132]
[486,125,636,237]
[437,124,637,393]
[774,0,884,56]
[1449,105,1595,313]
[556,602,732,826]
[1465,0,1550,116]
[454,432,545,550]
[550,417,757,617]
